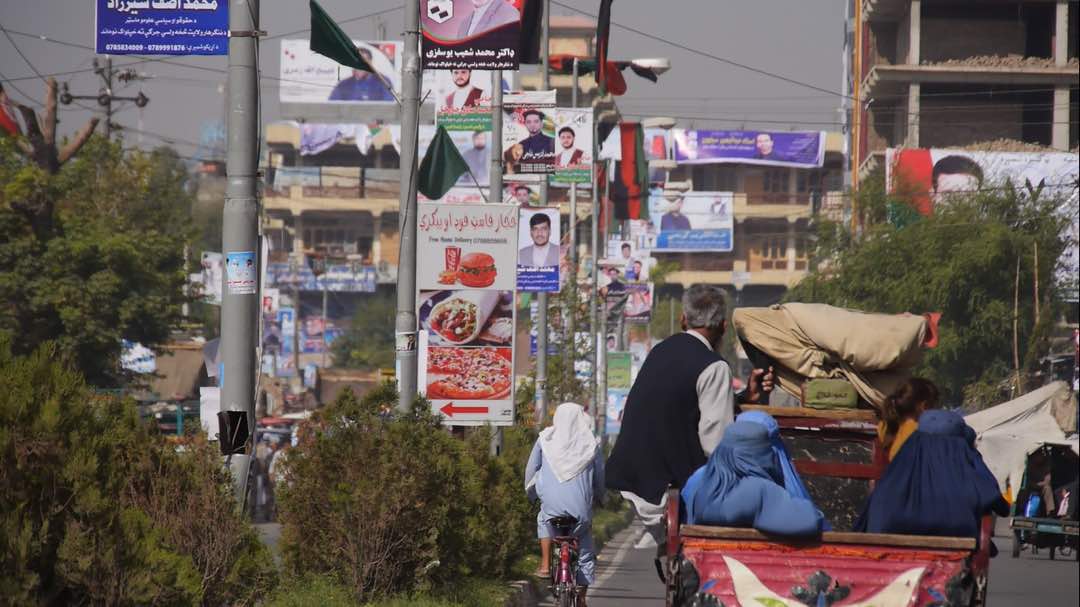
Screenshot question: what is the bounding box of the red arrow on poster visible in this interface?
[440,402,489,417]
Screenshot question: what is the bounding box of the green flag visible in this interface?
[309,0,375,72]
[417,126,470,200]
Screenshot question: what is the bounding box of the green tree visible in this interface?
[331,289,396,369]
[788,176,1072,408]
[0,135,190,386]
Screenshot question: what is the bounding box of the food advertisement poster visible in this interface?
[516,207,560,292]
[417,203,519,426]
[553,108,593,184]
[502,90,556,178]
[421,0,522,70]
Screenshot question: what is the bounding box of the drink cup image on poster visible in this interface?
[421,0,522,70]
[553,108,593,184]
[517,207,560,292]
[416,203,519,426]
[225,251,257,295]
[502,91,556,176]
[279,39,399,104]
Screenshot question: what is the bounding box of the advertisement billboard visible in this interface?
[886,148,1080,300]
[95,0,228,55]
[421,0,522,70]
[646,190,735,252]
[517,207,560,292]
[673,129,825,169]
[502,90,556,178]
[279,39,400,104]
[416,203,519,426]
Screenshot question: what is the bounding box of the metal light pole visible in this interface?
[566,58,578,363]
[490,69,504,456]
[220,0,260,502]
[535,0,551,425]
[395,0,423,412]
[320,275,328,369]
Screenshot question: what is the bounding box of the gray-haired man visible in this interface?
[605,284,773,549]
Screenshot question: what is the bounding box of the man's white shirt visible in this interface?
[531,243,553,267]
[466,0,495,36]
[558,148,578,166]
[685,330,735,456]
[449,86,473,108]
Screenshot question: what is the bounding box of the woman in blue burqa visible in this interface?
[681,414,825,535]
[855,409,1008,538]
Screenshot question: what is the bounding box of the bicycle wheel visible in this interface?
[558,590,574,607]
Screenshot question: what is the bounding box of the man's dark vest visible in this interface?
[605,332,722,504]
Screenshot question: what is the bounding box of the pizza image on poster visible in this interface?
[425,346,512,400]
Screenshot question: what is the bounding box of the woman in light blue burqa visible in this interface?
[681,415,824,536]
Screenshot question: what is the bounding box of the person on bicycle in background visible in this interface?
[525,402,604,604]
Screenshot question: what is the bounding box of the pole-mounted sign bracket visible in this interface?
[229,30,268,38]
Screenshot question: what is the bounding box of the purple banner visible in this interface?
[672,129,825,168]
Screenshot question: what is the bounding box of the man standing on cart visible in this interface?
[605,284,773,550]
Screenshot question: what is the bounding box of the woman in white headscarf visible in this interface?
[524,402,605,595]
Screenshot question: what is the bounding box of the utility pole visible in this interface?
[395,0,423,412]
[590,117,601,432]
[59,57,149,140]
[566,58,578,362]
[535,0,551,425]
[220,0,261,502]
[490,69,504,456]
[595,176,609,446]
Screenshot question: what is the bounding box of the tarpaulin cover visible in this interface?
[965,381,1079,494]
[731,303,932,410]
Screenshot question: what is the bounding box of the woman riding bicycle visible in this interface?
[525,402,604,605]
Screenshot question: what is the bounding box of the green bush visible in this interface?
[276,383,539,602]
[0,342,275,605]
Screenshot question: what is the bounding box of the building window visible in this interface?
[691,165,738,191]
[751,235,788,270]
[763,169,790,203]
[794,236,809,271]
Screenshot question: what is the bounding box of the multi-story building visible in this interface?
[854,0,1079,180]
[657,132,847,307]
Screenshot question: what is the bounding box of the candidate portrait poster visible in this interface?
[647,191,735,252]
[673,129,825,169]
[421,0,522,70]
[433,69,513,131]
[553,108,593,184]
[279,39,399,104]
[502,90,556,177]
[517,207,560,292]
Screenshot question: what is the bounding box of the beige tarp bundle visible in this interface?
[965,381,1079,494]
[731,303,932,410]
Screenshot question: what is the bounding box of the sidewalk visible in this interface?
[538,521,666,606]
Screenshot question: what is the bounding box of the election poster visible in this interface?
[607,352,632,390]
[553,108,593,184]
[673,129,825,169]
[647,190,735,252]
[95,0,228,56]
[279,39,400,104]
[604,282,654,324]
[421,0,522,70]
[416,203,519,426]
[433,69,513,132]
[606,389,629,435]
[517,207,560,292]
[502,90,556,178]
[886,148,1080,300]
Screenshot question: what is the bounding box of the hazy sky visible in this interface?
[0,0,846,159]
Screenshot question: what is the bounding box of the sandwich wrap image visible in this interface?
[426,290,501,345]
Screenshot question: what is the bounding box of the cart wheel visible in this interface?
[1011,532,1021,558]
[1049,546,1055,560]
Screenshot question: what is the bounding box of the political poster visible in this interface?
[517,208,560,292]
[672,129,825,169]
[95,0,228,55]
[502,90,556,178]
[197,251,223,305]
[886,148,1080,301]
[605,389,629,435]
[604,282,654,324]
[553,108,593,184]
[264,262,377,293]
[279,39,400,104]
[607,352,632,390]
[416,203,519,426]
[603,238,655,282]
[433,69,512,131]
[421,0,522,70]
[647,190,735,252]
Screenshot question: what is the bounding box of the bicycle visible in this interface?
[547,515,584,607]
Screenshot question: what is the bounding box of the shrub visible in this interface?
[0,341,275,605]
[276,383,539,602]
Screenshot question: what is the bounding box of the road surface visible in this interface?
[540,523,1078,606]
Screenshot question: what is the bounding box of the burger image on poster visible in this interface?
[457,252,498,287]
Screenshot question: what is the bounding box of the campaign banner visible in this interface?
[647,191,735,252]
[95,0,227,55]
[605,282,654,324]
[517,207,560,292]
[886,148,1080,301]
[606,389,629,435]
[553,108,593,184]
[197,251,223,305]
[264,262,378,293]
[279,39,400,104]
[607,352,632,390]
[416,203,519,426]
[417,125,492,190]
[672,129,825,169]
[503,91,556,177]
[421,0,522,70]
[433,69,512,131]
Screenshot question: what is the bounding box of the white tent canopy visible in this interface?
[965,381,1079,494]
